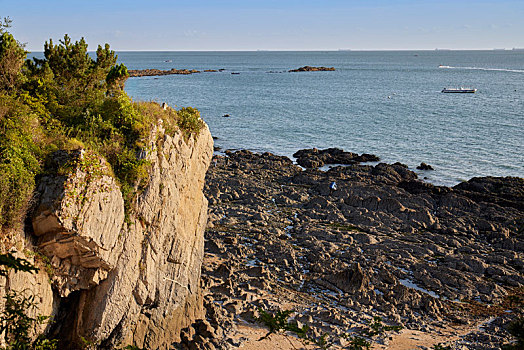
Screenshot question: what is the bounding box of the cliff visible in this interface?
[5,121,213,349]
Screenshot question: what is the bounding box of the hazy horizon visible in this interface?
[2,0,524,51]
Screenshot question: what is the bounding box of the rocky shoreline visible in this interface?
[179,149,523,349]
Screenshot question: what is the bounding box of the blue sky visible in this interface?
[2,0,524,51]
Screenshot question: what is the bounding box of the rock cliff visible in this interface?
[6,122,213,349]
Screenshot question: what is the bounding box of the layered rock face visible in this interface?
[30,124,213,348]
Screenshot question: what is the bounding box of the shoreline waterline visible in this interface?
[120,50,524,186]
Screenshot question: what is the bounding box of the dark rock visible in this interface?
[202,148,523,350]
[417,162,434,170]
[128,68,200,77]
[323,263,370,294]
[293,148,379,168]
[289,66,336,72]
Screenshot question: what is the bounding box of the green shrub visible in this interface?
[0,28,205,233]
[0,95,43,230]
[176,107,204,139]
[0,253,56,349]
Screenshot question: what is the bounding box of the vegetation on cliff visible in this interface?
[0,19,204,232]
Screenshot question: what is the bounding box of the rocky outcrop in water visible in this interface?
[293,148,380,168]
[289,66,336,72]
[129,68,201,77]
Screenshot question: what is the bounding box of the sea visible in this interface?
[118,51,523,187]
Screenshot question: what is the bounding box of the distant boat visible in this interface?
[164,60,172,62]
[441,87,477,93]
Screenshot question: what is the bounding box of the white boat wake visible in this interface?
[439,65,524,73]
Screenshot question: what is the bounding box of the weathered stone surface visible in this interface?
[71,124,213,349]
[324,263,370,294]
[22,121,213,349]
[199,149,523,349]
[293,148,379,168]
[32,150,124,297]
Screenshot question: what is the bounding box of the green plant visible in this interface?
[0,290,57,350]
[363,316,402,338]
[341,334,371,350]
[0,253,38,276]
[256,308,335,349]
[0,27,26,91]
[1,25,206,234]
[0,253,56,349]
[256,308,309,340]
[432,343,451,350]
[176,107,204,139]
[120,345,145,350]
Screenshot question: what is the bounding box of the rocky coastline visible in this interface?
[179,148,523,349]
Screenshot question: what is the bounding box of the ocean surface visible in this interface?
[119,51,523,186]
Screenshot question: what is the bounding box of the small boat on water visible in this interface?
[441,87,477,93]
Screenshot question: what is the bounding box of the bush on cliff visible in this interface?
[0,24,204,232]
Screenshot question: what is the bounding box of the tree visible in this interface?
[0,21,26,91]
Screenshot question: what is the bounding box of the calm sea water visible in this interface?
[118,51,523,186]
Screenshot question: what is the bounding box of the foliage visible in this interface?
[257,307,402,350]
[0,253,56,349]
[432,343,451,350]
[0,95,43,230]
[341,334,371,350]
[0,26,205,231]
[0,290,57,350]
[176,107,204,139]
[256,308,309,341]
[363,316,403,338]
[0,253,39,277]
[0,17,13,33]
[0,19,26,91]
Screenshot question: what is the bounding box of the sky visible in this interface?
[2,0,524,51]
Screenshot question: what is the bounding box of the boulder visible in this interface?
[324,263,370,294]
[417,162,434,170]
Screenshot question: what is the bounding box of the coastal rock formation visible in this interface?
[29,124,213,348]
[289,66,336,72]
[191,150,523,349]
[417,162,434,170]
[293,147,380,168]
[128,68,201,77]
[32,150,124,297]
